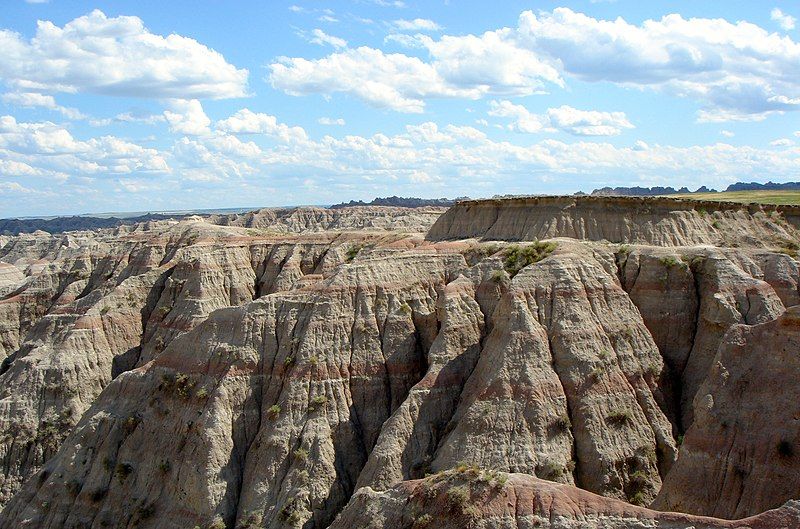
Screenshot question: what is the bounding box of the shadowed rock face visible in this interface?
[0,201,798,528]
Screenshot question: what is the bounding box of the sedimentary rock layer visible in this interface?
[330,470,800,529]
[0,200,798,528]
[427,196,800,247]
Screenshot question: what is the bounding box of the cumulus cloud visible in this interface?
[163,99,211,135]
[318,117,346,126]
[2,110,799,214]
[771,8,796,31]
[270,8,800,120]
[0,10,248,100]
[489,101,634,136]
[1,92,85,120]
[721,130,735,137]
[216,108,308,142]
[391,19,442,32]
[0,115,169,177]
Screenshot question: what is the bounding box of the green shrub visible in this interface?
[310,395,328,410]
[659,256,679,268]
[618,244,631,255]
[607,409,632,426]
[293,448,308,461]
[414,513,433,527]
[399,302,412,315]
[267,404,281,419]
[158,460,171,474]
[502,241,557,277]
[115,462,134,481]
[537,460,565,480]
[490,270,507,283]
[345,244,363,262]
[446,484,470,507]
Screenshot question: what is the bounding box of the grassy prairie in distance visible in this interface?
[669,190,800,205]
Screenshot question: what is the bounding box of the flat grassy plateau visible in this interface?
[669,190,800,205]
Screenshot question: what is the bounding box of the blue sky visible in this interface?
[0,0,798,217]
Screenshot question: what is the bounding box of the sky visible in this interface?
[0,1,798,217]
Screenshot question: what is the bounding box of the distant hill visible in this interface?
[0,213,188,236]
[590,185,717,196]
[329,196,466,209]
[589,182,800,196]
[724,181,800,192]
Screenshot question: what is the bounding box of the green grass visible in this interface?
[669,190,800,205]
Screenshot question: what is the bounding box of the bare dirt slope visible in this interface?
[0,200,798,529]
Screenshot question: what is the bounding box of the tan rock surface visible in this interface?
[0,200,798,528]
[655,305,800,518]
[330,469,800,529]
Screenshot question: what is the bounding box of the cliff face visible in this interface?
[0,201,798,528]
[427,196,800,247]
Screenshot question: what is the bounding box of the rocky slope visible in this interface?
[0,200,798,528]
[332,470,800,529]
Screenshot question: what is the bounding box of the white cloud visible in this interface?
[771,8,796,31]
[307,28,347,49]
[270,47,476,113]
[0,115,169,177]
[271,8,800,120]
[391,19,442,32]
[721,130,735,138]
[24,0,48,3]
[1,92,86,120]
[489,100,634,136]
[270,30,561,113]
[0,10,248,100]
[2,110,799,213]
[367,0,406,7]
[163,99,211,135]
[318,117,346,126]
[216,108,308,142]
[771,138,795,147]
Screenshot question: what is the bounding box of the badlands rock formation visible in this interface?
[0,198,797,529]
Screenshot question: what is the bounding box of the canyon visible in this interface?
[0,196,797,528]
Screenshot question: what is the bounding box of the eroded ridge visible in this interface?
[0,202,798,528]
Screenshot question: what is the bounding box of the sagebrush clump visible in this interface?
[503,241,557,277]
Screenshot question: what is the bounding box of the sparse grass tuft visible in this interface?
[293,448,308,461]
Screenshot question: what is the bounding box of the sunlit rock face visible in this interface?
[0,199,798,528]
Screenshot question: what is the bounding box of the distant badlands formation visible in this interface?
[0,195,798,528]
[3,180,799,236]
